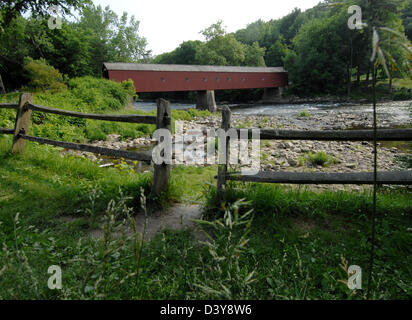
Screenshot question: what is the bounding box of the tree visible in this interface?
[402,0,412,40]
[40,20,92,77]
[0,14,29,89]
[196,21,266,67]
[200,20,226,41]
[0,2,150,90]
[285,11,350,95]
[234,20,266,45]
[153,40,202,65]
[244,42,266,66]
[108,12,149,62]
[0,0,90,28]
[77,4,150,76]
[278,8,304,44]
[265,35,288,67]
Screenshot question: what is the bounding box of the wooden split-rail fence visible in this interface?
[216,106,412,197]
[1,94,412,199]
[0,93,171,195]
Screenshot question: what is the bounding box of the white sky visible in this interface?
[92,0,321,56]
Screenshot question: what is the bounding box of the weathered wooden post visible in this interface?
[12,93,33,153]
[152,98,172,195]
[217,106,231,201]
[0,74,6,94]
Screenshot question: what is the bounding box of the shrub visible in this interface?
[68,77,137,112]
[22,57,67,92]
[393,88,412,101]
[299,110,312,117]
[307,151,335,167]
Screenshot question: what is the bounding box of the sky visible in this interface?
[92,0,322,56]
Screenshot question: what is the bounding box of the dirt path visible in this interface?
[134,204,206,241]
[86,204,207,241]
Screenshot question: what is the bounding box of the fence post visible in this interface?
[217,106,231,201]
[152,98,172,196]
[12,93,33,153]
[0,73,6,94]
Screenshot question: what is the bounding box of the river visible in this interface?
[134,100,412,124]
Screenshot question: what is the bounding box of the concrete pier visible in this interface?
[262,87,284,102]
[196,90,217,112]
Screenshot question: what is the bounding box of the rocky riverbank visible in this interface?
[62,105,411,191]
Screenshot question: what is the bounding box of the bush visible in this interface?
[393,88,412,101]
[22,57,67,92]
[68,77,136,112]
[0,76,146,143]
[299,110,311,117]
[307,151,336,167]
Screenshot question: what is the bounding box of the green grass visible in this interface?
[169,165,217,203]
[306,151,337,167]
[0,134,411,299]
[1,143,411,299]
[0,78,214,144]
[1,75,411,299]
[299,110,312,117]
[391,78,412,90]
[0,78,155,143]
[202,182,412,299]
[348,77,412,101]
[0,136,156,223]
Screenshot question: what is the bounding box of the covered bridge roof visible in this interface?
[103,63,286,73]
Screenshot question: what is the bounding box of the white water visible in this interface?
[134,100,412,123]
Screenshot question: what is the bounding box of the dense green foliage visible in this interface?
[0,0,90,28]
[0,76,154,142]
[403,1,412,40]
[149,1,412,98]
[0,3,149,90]
[23,57,67,92]
[2,0,411,99]
[154,20,266,67]
[232,0,412,95]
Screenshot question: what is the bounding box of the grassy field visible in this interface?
[0,134,411,299]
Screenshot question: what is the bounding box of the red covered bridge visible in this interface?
[103,63,288,111]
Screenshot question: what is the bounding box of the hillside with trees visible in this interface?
[1,0,411,99]
[154,0,412,98]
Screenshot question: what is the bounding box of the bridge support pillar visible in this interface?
[262,87,283,102]
[196,90,217,112]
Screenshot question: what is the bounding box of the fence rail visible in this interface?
[0,93,170,195]
[20,134,153,161]
[236,128,412,141]
[27,103,157,124]
[0,128,14,134]
[217,106,412,197]
[226,171,412,185]
[0,103,18,109]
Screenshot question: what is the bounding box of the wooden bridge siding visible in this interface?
[107,70,288,93]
